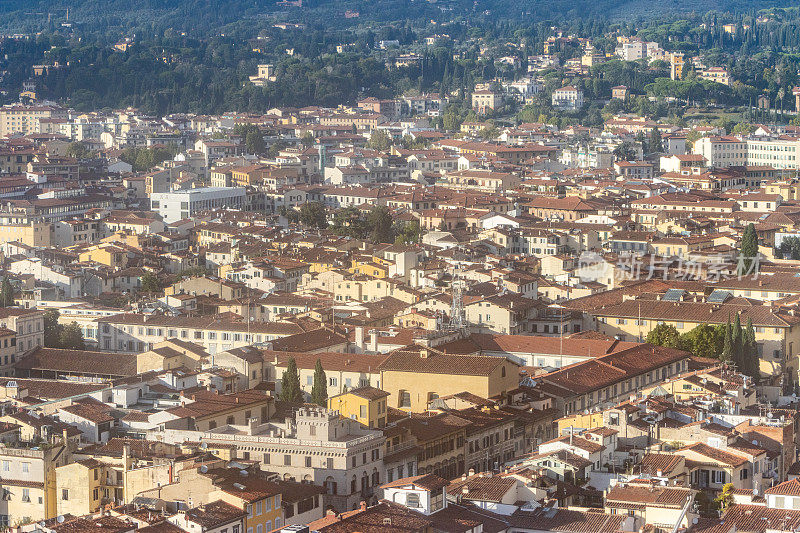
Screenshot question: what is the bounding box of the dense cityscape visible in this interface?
[2,1,800,533]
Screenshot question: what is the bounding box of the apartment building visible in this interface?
[0,443,72,526]
[0,308,44,356]
[95,314,304,354]
[0,104,68,136]
[378,345,520,412]
[693,136,747,167]
[150,187,247,223]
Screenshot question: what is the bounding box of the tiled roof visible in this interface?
[381,473,449,492]
[313,501,432,532]
[378,344,510,376]
[605,483,693,507]
[448,475,517,503]
[766,477,800,496]
[182,500,246,528]
[16,347,137,376]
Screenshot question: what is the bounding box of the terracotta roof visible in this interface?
[381,473,449,492]
[378,345,511,376]
[181,500,246,528]
[766,477,800,496]
[312,500,432,532]
[16,346,138,376]
[606,483,693,507]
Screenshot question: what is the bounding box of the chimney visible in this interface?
[419,348,430,359]
[355,326,365,350]
[462,485,469,495]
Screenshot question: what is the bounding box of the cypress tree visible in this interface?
[732,313,743,371]
[739,223,759,274]
[744,318,759,381]
[280,357,303,403]
[311,359,328,407]
[0,277,12,307]
[721,317,733,362]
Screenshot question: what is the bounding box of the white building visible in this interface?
[150,187,246,223]
[693,135,800,170]
[692,136,747,168]
[551,87,584,111]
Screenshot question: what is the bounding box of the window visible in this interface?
[22,462,29,474]
[255,502,262,515]
[360,405,367,418]
[22,489,30,502]
[247,505,252,518]
[711,470,725,484]
[306,376,313,386]
[284,454,291,466]
[62,489,69,501]
[256,525,262,533]
[406,493,420,508]
[329,377,337,387]
[399,390,411,408]
[305,456,312,467]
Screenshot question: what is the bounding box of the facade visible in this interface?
[551,87,584,110]
[150,188,247,223]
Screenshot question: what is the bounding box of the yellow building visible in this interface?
[349,258,390,279]
[136,339,209,373]
[589,299,800,383]
[56,459,119,518]
[209,470,283,533]
[0,444,68,524]
[328,386,390,429]
[670,53,685,80]
[377,345,520,412]
[77,243,128,269]
[0,217,52,248]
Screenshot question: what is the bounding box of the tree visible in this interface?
[715,483,734,512]
[245,130,266,155]
[367,206,394,244]
[301,132,315,147]
[613,141,637,161]
[779,236,800,259]
[43,309,62,348]
[395,220,422,245]
[366,130,392,151]
[732,313,743,371]
[66,141,91,159]
[721,318,733,362]
[649,127,663,153]
[743,318,760,381]
[739,223,759,275]
[646,323,681,348]
[0,277,13,307]
[679,324,723,359]
[299,202,328,230]
[310,359,328,407]
[141,272,161,294]
[280,357,304,403]
[58,322,86,350]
